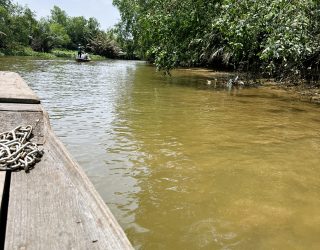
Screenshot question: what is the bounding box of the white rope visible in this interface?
[0,126,44,171]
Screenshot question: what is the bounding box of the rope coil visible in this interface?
[0,126,44,171]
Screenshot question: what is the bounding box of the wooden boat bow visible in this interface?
[0,71,132,249]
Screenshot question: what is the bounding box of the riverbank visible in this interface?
[272,84,320,104]
[173,68,320,105]
[0,47,105,60]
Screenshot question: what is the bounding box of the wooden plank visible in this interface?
[3,111,132,249]
[0,103,43,222]
[0,103,42,112]
[0,110,44,145]
[5,131,132,249]
[1,72,132,249]
[0,72,40,104]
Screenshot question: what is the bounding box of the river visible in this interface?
[1,57,320,249]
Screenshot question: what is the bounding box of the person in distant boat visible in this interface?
[77,44,82,58]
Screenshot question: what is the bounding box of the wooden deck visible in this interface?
[0,71,133,249]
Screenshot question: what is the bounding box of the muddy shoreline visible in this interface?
[174,68,320,105]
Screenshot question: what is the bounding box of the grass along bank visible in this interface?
[0,47,105,60]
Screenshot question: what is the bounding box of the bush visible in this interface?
[51,48,75,58]
[87,32,120,58]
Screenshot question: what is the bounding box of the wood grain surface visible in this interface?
[0,72,40,104]
[0,72,132,249]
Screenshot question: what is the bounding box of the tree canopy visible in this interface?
[113,0,320,78]
[2,0,320,78]
[0,1,120,58]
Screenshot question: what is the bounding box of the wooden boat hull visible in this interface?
[76,58,91,62]
[0,71,132,249]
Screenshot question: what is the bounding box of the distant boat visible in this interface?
[75,53,91,62]
[76,57,91,62]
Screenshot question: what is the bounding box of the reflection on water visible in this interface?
[1,57,320,249]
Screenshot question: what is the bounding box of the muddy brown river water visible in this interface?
[1,57,320,249]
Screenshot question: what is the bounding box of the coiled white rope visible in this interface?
[0,125,44,171]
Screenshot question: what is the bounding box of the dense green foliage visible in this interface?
[0,1,120,58]
[2,0,320,78]
[113,0,320,79]
[87,32,120,58]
